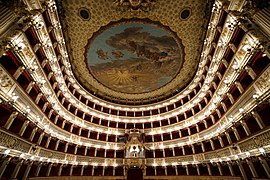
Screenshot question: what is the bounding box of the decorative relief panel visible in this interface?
[203,148,231,160]
[193,154,204,162]
[0,131,17,149]
[238,129,270,152]
[39,149,54,158]
[176,155,193,162]
[254,66,270,94]
[66,154,76,162]
[13,139,32,153]
[0,65,15,93]
[0,131,32,153]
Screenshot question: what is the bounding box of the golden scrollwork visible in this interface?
[66,154,76,161]
[255,67,270,93]
[113,0,157,12]
[0,132,17,148]
[0,65,14,92]
[238,129,270,152]
[193,154,204,161]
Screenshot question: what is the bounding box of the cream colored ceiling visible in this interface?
[60,0,210,103]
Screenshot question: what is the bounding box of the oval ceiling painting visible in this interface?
[86,19,184,94]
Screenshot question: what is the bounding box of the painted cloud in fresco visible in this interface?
[106,27,179,62]
[87,21,184,94]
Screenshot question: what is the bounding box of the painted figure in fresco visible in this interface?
[112,50,124,59]
[96,49,110,60]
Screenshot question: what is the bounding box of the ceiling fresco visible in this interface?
[58,0,212,103]
[86,20,184,94]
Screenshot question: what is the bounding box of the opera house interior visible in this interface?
[0,0,270,179]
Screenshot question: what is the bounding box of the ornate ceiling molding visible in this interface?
[58,0,213,104]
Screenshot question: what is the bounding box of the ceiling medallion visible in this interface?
[113,0,157,12]
[85,19,184,94]
[180,8,191,20]
[78,7,91,21]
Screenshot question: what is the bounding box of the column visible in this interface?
[210,115,215,124]
[22,162,33,180]
[53,115,59,124]
[185,165,189,175]
[238,161,248,180]
[80,165,84,176]
[217,163,223,176]
[196,124,199,132]
[207,163,212,176]
[175,165,178,176]
[54,140,60,150]
[232,127,240,141]
[182,147,185,155]
[201,142,205,152]
[48,109,54,119]
[246,159,258,178]
[94,148,97,157]
[29,127,38,141]
[245,65,257,79]
[46,163,53,176]
[69,165,73,176]
[64,143,69,153]
[92,166,95,176]
[0,157,11,179]
[33,43,41,52]
[19,120,29,136]
[172,148,175,156]
[191,145,195,154]
[48,72,53,80]
[253,8,270,38]
[13,66,25,80]
[35,93,42,104]
[45,136,51,148]
[210,139,215,150]
[218,136,224,147]
[4,111,18,129]
[74,145,78,154]
[35,163,42,177]
[25,81,35,94]
[61,120,66,129]
[58,164,63,176]
[216,109,221,119]
[259,156,270,178]
[42,102,49,112]
[225,132,233,144]
[37,132,45,145]
[251,111,265,129]
[221,102,227,112]
[240,121,251,136]
[84,147,88,156]
[235,81,244,94]
[11,160,23,179]
[227,162,235,176]
[229,43,237,52]
[196,165,200,175]
[70,124,74,133]
[221,58,229,68]
[227,93,235,104]
[78,128,82,136]
[203,120,208,128]
[102,166,105,176]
